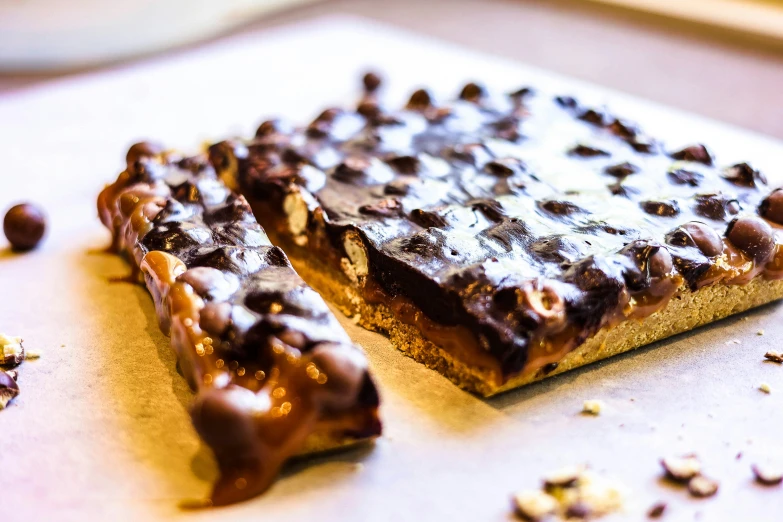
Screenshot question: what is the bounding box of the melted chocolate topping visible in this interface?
[213,75,783,382]
[98,149,381,505]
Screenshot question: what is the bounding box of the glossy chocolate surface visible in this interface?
[98,149,381,505]
[221,76,783,379]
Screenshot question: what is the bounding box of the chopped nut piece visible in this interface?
[513,489,557,521]
[688,475,719,498]
[661,455,701,482]
[543,466,582,490]
[751,464,783,486]
[574,471,624,517]
[24,349,41,360]
[759,382,772,394]
[647,502,666,518]
[582,399,604,415]
[0,333,24,367]
[764,350,783,363]
[757,329,765,336]
[0,370,20,409]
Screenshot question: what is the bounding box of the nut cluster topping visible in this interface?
[660,454,719,498]
[220,73,783,383]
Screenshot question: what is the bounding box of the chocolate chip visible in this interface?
[362,72,382,93]
[0,370,20,409]
[406,88,433,110]
[608,182,638,198]
[670,144,713,166]
[726,216,775,263]
[443,143,488,165]
[383,180,412,196]
[579,108,611,126]
[641,200,680,217]
[666,222,723,257]
[751,464,783,485]
[540,200,584,215]
[694,193,740,221]
[607,119,639,139]
[648,502,667,518]
[723,163,766,188]
[200,302,233,336]
[661,455,701,482]
[668,169,703,187]
[509,87,534,100]
[759,188,783,225]
[359,198,403,217]
[621,242,672,290]
[255,118,291,138]
[306,108,342,138]
[410,208,448,228]
[569,144,610,158]
[628,135,658,154]
[484,158,524,177]
[385,154,420,175]
[126,141,164,168]
[605,162,638,178]
[555,95,578,109]
[333,157,371,181]
[459,82,486,103]
[688,475,719,498]
[3,202,46,251]
[357,101,381,119]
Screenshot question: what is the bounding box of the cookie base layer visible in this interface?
[279,236,783,397]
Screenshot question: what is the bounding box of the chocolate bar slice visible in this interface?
[210,74,783,397]
[98,145,381,505]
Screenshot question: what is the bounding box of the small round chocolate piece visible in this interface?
[726,216,775,263]
[459,82,485,103]
[4,203,46,251]
[667,222,723,257]
[406,88,433,110]
[759,188,783,225]
[648,246,673,278]
[362,72,382,93]
[126,141,164,168]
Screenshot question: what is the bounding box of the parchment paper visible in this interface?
[1,16,782,521]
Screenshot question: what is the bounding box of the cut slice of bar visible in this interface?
[209,74,783,397]
[97,144,381,505]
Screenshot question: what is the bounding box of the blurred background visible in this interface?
[1,0,782,137]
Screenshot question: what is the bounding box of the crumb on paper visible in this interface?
[24,349,41,360]
[764,350,783,363]
[647,502,666,518]
[0,333,24,366]
[582,399,604,415]
[759,382,771,394]
[751,463,783,486]
[512,467,624,520]
[661,455,701,482]
[687,475,719,498]
[725,339,740,345]
[757,329,765,336]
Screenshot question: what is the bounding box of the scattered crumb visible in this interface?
[736,452,743,460]
[0,333,24,366]
[661,455,701,482]
[24,349,41,360]
[751,464,783,486]
[60,344,65,348]
[725,339,741,345]
[582,399,604,415]
[759,382,772,394]
[512,467,623,520]
[764,350,783,363]
[513,489,557,521]
[757,329,765,336]
[647,502,666,518]
[688,475,719,498]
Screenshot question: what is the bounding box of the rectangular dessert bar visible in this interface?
[208,73,783,397]
[97,146,381,505]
